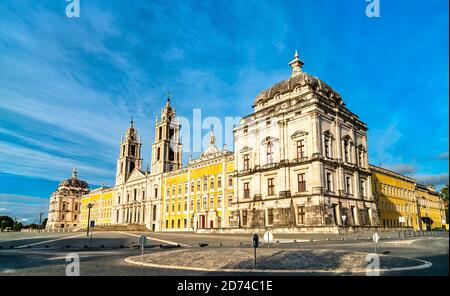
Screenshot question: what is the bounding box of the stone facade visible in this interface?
[230,51,378,231]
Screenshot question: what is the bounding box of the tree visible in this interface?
[0,216,14,231]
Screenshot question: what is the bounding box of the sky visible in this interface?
[0,0,448,223]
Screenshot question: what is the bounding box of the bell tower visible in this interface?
[116,119,143,185]
[151,95,182,174]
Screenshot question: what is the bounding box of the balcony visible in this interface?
[262,162,278,170]
[253,194,262,201]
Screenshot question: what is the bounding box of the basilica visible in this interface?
[46,51,445,233]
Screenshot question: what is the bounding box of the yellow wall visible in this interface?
[371,167,419,229]
[161,158,234,230]
[80,188,114,227]
[416,187,445,229]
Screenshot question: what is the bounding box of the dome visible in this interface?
[253,72,344,107]
[57,168,89,190]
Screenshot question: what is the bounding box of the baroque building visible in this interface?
[46,168,89,230]
[230,51,377,232]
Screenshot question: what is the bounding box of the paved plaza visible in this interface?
[0,230,448,276]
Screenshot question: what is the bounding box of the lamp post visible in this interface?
[86,203,93,237]
[38,211,43,233]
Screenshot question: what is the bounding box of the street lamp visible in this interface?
[39,211,43,233]
[86,203,93,237]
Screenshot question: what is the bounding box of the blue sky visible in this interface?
[0,0,448,223]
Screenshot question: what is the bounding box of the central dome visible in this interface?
[253,72,344,108]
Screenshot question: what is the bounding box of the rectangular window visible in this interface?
[154,188,158,198]
[210,197,214,209]
[298,173,306,192]
[297,140,305,159]
[346,176,352,194]
[184,200,187,211]
[243,154,250,170]
[178,185,182,195]
[158,126,162,141]
[298,206,305,224]
[197,181,200,191]
[268,208,274,225]
[218,176,222,188]
[196,199,200,210]
[228,175,233,186]
[360,180,365,197]
[191,182,194,192]
[242,210,248,226]
[244,182,250,199]
[177,201,181,211]
[177,219,180,228]
[184,219,187,228]
[210,178,214,190]
[203,178,208,191]
[324,138,330,158]
[267,178,275,196]
[326,172,333,192]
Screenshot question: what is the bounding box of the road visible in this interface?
[0,230,448,276]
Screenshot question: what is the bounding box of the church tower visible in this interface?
[151,96,182,174]
[115,120,143,185]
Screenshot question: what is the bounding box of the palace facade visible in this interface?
[47,51,446,233]
[230,51,376,231]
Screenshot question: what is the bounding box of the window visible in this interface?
[218,176,222,188]
[171,219,174,228]
[172,186,176,195]
[243,154,250,170]
[184,219,187,228]
[267,178,275,196]
[296,140,305,159]
[346,176,352,194]
[142,191,145,200]
[157,147,161,161]
[360,179,365,197]
[298,206,305,224]
[298,173,306,192]
[326,172,333,192]
[74,215,77,220]
[62,203,66,210]
[197,181,201,191]
[177,219,180,228]
[154,188,158,198]
[74,203,78,211]
[324,137,330,158]
[178,185,182,195]
[158,126,162,141]
[184,183,188,194]
[268,209,274,225]
[244,182,250,199]
[267,141,274,164]
[228,175,233,186]
[197,199,200,210]
[228,194,233,205]
[191,182,195,192]
[243,126,248,134]
[131,145,136,156]
[242,210,248,226]
[210,178,214,190]
[177,200,181,211]
[184,200,187,211]
[171,203,175,212]
[203,197,207,209]
[165,220,168,228]
[210,197,214,209]
[61,214,65,221]
[166,202,169,212]
[217,195,222,206]
[203,177,208,191]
